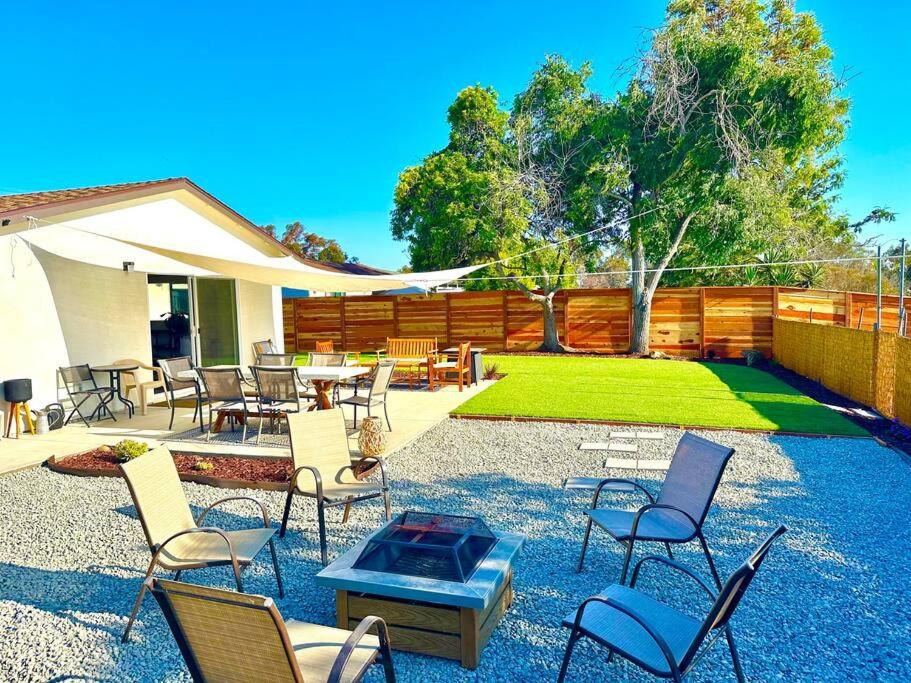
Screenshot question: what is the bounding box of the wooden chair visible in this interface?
[316,340,335,353]
[279,409,391,565]
[116,358,167,416]
[429,342,471,391]
[148,578,396,682]
[119,447,283,642]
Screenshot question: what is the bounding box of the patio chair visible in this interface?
[147,578,396,682]
[558,525,787,683]
[116,358,167,416]
[279,409,392,565]
[158,356,204,431]
[119,447,284,642]
[198,367,254,442]
[429,341,471,391]
[251,365,302,444]
[307,352,349,403]
[252,339,276,359]
[576,432,735,588]
[59,364,117,426]
[338,360,395,430]
[257,352,297,366]
[316,340,335,353]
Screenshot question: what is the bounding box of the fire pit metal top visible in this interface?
[352,511,497,583]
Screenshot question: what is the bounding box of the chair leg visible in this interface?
[383,488,392,520]
[317,503,329,566]
[122,558,157,643]
[619,538,636,585]
[353,403,357,428]
[383,402,391,431]
[557,630,582,683]
[173,570,183,581]
[279,490,295,538]
[231,562,244,593]
[342,497,353,524]
[698,532,723,590]
[576,517,593,573]
[664,542,674,559]
[269,538,285,598]
[168,397,177,429]
[726,625,746,683]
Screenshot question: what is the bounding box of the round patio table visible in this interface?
[91,363,139,419]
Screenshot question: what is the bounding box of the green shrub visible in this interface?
[112,439,149,463]
[194,460,214,472]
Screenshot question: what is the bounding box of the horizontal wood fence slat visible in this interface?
[283,286,910,360]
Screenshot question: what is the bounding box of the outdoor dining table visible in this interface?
[90,362,138,418]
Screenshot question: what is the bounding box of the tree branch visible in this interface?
[645,212,694,298]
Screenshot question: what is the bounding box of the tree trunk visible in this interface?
[630,288,652,355]
[540,292,563,352]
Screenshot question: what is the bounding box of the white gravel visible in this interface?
[1,421,910,682]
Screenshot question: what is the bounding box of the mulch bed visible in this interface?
[50,448,293,485]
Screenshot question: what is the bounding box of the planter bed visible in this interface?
[47,448,292,491]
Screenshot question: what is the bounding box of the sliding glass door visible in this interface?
[192,278,239,366]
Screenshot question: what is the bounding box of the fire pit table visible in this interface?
[316,511,525,669]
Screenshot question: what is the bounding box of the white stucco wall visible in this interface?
[236,280,283,364]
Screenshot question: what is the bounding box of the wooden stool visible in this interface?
[4,402,35,438]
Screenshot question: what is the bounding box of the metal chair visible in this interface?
[252,339,276,359]
[158,356,204,432]
[147,578,395,682]
[279,409,391,565]
[306,352,348,404]
[119,447,284,642]
[577,432,735,588]
[559,525,787,683]
[251,365,302,444]
[256,352,297,366]
[59,364,117,426]
[198,367,253,442]
[338,360,395,430]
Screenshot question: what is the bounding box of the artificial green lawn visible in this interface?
[453,355,866,436]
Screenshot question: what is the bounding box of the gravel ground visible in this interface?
[2,421,910,682]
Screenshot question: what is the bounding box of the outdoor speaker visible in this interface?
[3,378,33,403]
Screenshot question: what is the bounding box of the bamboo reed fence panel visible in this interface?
[873,331,897,417]
[703,287,774,358]
[895,336,911,426]
[649,288,702,357]
[565,289,630,351]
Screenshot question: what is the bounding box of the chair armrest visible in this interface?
[590,478,655,508]
[328,615,392,683]
[289,465,323,499]
[569,595,682,679]
[195,495,272,528]
[629,555,718,601]
[629,503,700,541]
[153,527,240,575]
[345,456,388,487]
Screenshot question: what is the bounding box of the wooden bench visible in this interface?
[367,337,438,388]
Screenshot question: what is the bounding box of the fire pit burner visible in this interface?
[352,511,496,582]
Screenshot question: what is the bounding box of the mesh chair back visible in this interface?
[119,448,196,549]
[309,353,347,367]
[258,353,296,367]
[199,368,245,402]
[682,526,787,668]
[370,361,396,400]
[253,367,300,404]
[315,340,334,353]
[149,578,303,682]
[287,409,351,481]
[59,364,96,392]
[159,357,196,391]
[657,433,735,528]
[253,339,276,358]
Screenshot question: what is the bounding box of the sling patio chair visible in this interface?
[338,360,395,430]
[59,364,118,426]
[198,367,255,442]
[251,365,303,444]
[158,356,204,432]
[147,578,396,682]
[119,447,284,642]
[559,525,787,683]
[257,352,297,366]
[577,432,735,588]
[279,409,392,566]
[253,338,276,359]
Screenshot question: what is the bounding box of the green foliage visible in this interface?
[193,460,214,472]
[113,439,149,463]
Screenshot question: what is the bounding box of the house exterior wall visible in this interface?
[236,280,284,364]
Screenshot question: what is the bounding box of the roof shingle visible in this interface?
[0,178,184,216]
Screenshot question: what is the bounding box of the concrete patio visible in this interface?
[0,381,492,475]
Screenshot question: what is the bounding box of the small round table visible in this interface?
[91,363,139,419]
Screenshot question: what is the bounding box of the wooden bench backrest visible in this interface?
[387,337,437,359]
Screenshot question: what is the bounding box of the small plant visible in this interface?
[112,439,149,463]
[741,349,766,367]
[194,460,214,472]
[483,363,500,380]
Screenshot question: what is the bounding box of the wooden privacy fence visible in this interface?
[773,318,911,425]
[283,286,910,359]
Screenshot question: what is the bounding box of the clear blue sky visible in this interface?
[2,1,908,269]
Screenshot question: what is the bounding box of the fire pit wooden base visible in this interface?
[336,570,513,669]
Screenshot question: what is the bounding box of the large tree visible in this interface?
[262,221,350,263]
[591,0,851,353]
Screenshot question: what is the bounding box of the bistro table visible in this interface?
[91,363,138,418]
[295,366,370,410]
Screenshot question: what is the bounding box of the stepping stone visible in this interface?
[563,476,636,493]
[609,431,666,440]
[578,442,638,452]
[604,457,672,471]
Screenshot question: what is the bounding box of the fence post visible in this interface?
[845,291,852,328]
